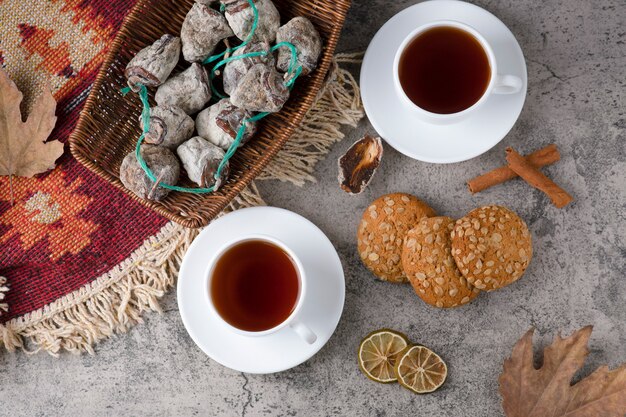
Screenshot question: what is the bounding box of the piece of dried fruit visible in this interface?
[222,41,273,96]
[338,135,383,194]
[119,144,180,201]
[0,68,63,202]
[155,63,211,115]
[195,98,257,151]
[275,17,322,76]
[358,329,409,383]
[142,105,195,149]
[125,34,180,91]
[177,136,229,191]
[499,326,626,417]
[395,345,448,394]
[230,63,289,113]
[181,3,233,63]
[223,0,281,43]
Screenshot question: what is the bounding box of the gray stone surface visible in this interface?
[1,0,625,416]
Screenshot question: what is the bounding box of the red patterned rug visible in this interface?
[0,0,363,355]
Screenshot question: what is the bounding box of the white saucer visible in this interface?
[361,0,527,163]
[177,207,345,374]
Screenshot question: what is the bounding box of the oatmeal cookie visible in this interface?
[451,205,532,291]
[357,193,436,282]
[402,217,480,308]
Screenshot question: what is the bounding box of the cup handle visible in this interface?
[493,74,523,94]
[290,319,317,344]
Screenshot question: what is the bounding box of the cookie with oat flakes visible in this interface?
[357,193,436,283]
[402,217,480,308]
[450,205,532,291]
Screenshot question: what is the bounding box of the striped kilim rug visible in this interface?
[0,0,363,355]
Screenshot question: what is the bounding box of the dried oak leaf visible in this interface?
[499,326,626,417]
[0,68,62,181]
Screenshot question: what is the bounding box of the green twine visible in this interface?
[216,111,268,176]
[131,84,217,193]
[209,50,268,100]
[203,0,260,66]
[209,42,301,99]
[125,0,304,194]
[271,42,301,89]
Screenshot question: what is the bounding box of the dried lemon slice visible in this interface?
[358,329,409,383]
[395,345,447,393]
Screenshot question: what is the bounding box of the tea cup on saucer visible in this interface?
[178,206,345,373]
[361,0,528,163]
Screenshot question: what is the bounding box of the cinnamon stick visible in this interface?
[467,144,560,193]
[505,147,573,208]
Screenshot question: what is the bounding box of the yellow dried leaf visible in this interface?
[499,326,626,417]
[0,67,63,179]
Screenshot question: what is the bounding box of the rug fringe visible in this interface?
[1,222,194,355]
[0,55,364,355]
[0,277,8,317]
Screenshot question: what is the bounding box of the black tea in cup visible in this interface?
[210,240,299,332]
[398,26,491,114]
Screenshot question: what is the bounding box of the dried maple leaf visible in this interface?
[0,67,62,202]
[499,326,626,417]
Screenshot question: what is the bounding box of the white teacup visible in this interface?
[393,20,522,124]
[204,234,317,344]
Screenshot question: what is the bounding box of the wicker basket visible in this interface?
[69,0,351,228]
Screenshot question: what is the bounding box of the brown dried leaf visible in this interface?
[0,68,62,180]
[499,326,626,417]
